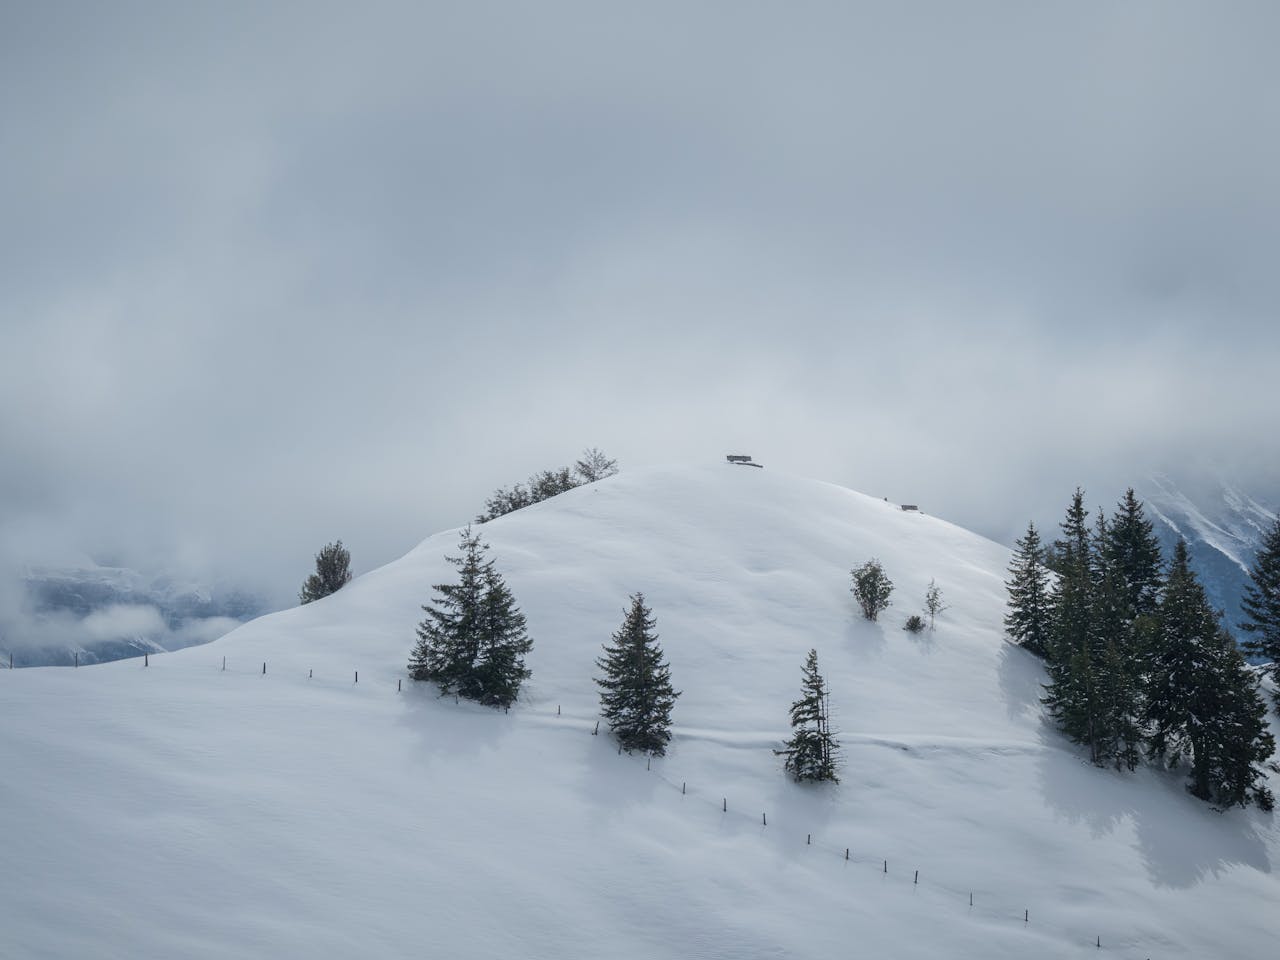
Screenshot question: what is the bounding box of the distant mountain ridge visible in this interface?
[1138,474,1276,637]
[1,563,266,667]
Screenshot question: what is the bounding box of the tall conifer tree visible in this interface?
[1005,522,1052,657]
[596,594,680,755]
[1043,491,1099,752]
[775,649,840,783]
[409,527,532,708]
[1241,517,1280,704]
[1146,541,1275,808]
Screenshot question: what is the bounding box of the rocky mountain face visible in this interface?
[1138,474,1276,638]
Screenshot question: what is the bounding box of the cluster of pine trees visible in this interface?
[476,448,618,522]
[1006,489,1276,810]
[406,540,850,783]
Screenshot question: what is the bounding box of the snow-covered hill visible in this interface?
[2,465,1276,959]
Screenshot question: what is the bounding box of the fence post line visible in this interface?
[144,653,149,667]
[398,678,402,692]
[845,848,849,861]
[682,781,686,795]
[762,812,767,826]
[262,662,266,675]
[646,757,651,771]
[593,720,599,736]
[1024,909,1028,923]
[354,670,358,683]
[222,656,226,671]
[969,892,973,907]
[722,798,726,812]
[913,870,918,885]
[883,860,887,874]
[75,652,78,668]
[557,704,560,715]
[807,834,811,845]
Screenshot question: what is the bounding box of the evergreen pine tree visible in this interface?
[409,527,533,707]
[851,559,893,621]
[1200,629,1276,810]
[299,540,353,604]
[1240,517,1280,703]
[1146,540,1275,807]
[1004,522,1052,657]
[1043,491,1100,753]
[775,649,840,782]
[595,593,680,755]
[1090,511,1143,770]
[471,565,533,708]
[1104,488,1165,623]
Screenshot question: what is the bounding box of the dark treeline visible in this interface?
[1006,489,1276,810]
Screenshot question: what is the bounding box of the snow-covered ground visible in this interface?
[2,465,1276,959]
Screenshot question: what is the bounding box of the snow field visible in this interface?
[2,464,1276,959]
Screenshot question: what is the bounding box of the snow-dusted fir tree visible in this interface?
[1103,489,1164,624]
[1042,491,1099,754]
[471,565,533,708]
[851,559,893,621]
[775,649,840,783]
[1146,540,1274,808]
[409,527,532,708]
[1241,517,1280,702]
[596,593,680,755]
[573,447,619,483]
[1004,522,1051,657]
[299,540,353,604]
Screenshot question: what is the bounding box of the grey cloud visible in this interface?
[1,2,1277,611]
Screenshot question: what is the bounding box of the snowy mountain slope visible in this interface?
[2,465,1276,959]
[1139,474,1277,636]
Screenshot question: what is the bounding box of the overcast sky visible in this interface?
[2,1,1278,608]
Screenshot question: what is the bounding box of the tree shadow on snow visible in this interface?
[1036,724,1272,889]
[394,680,512,764]
[997,642,1045,722]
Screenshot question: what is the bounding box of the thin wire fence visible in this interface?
[53,652,1185,958]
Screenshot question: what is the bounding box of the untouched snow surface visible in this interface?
[3,465,1277,959]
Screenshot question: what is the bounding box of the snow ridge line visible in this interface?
[189,655,1166,959]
